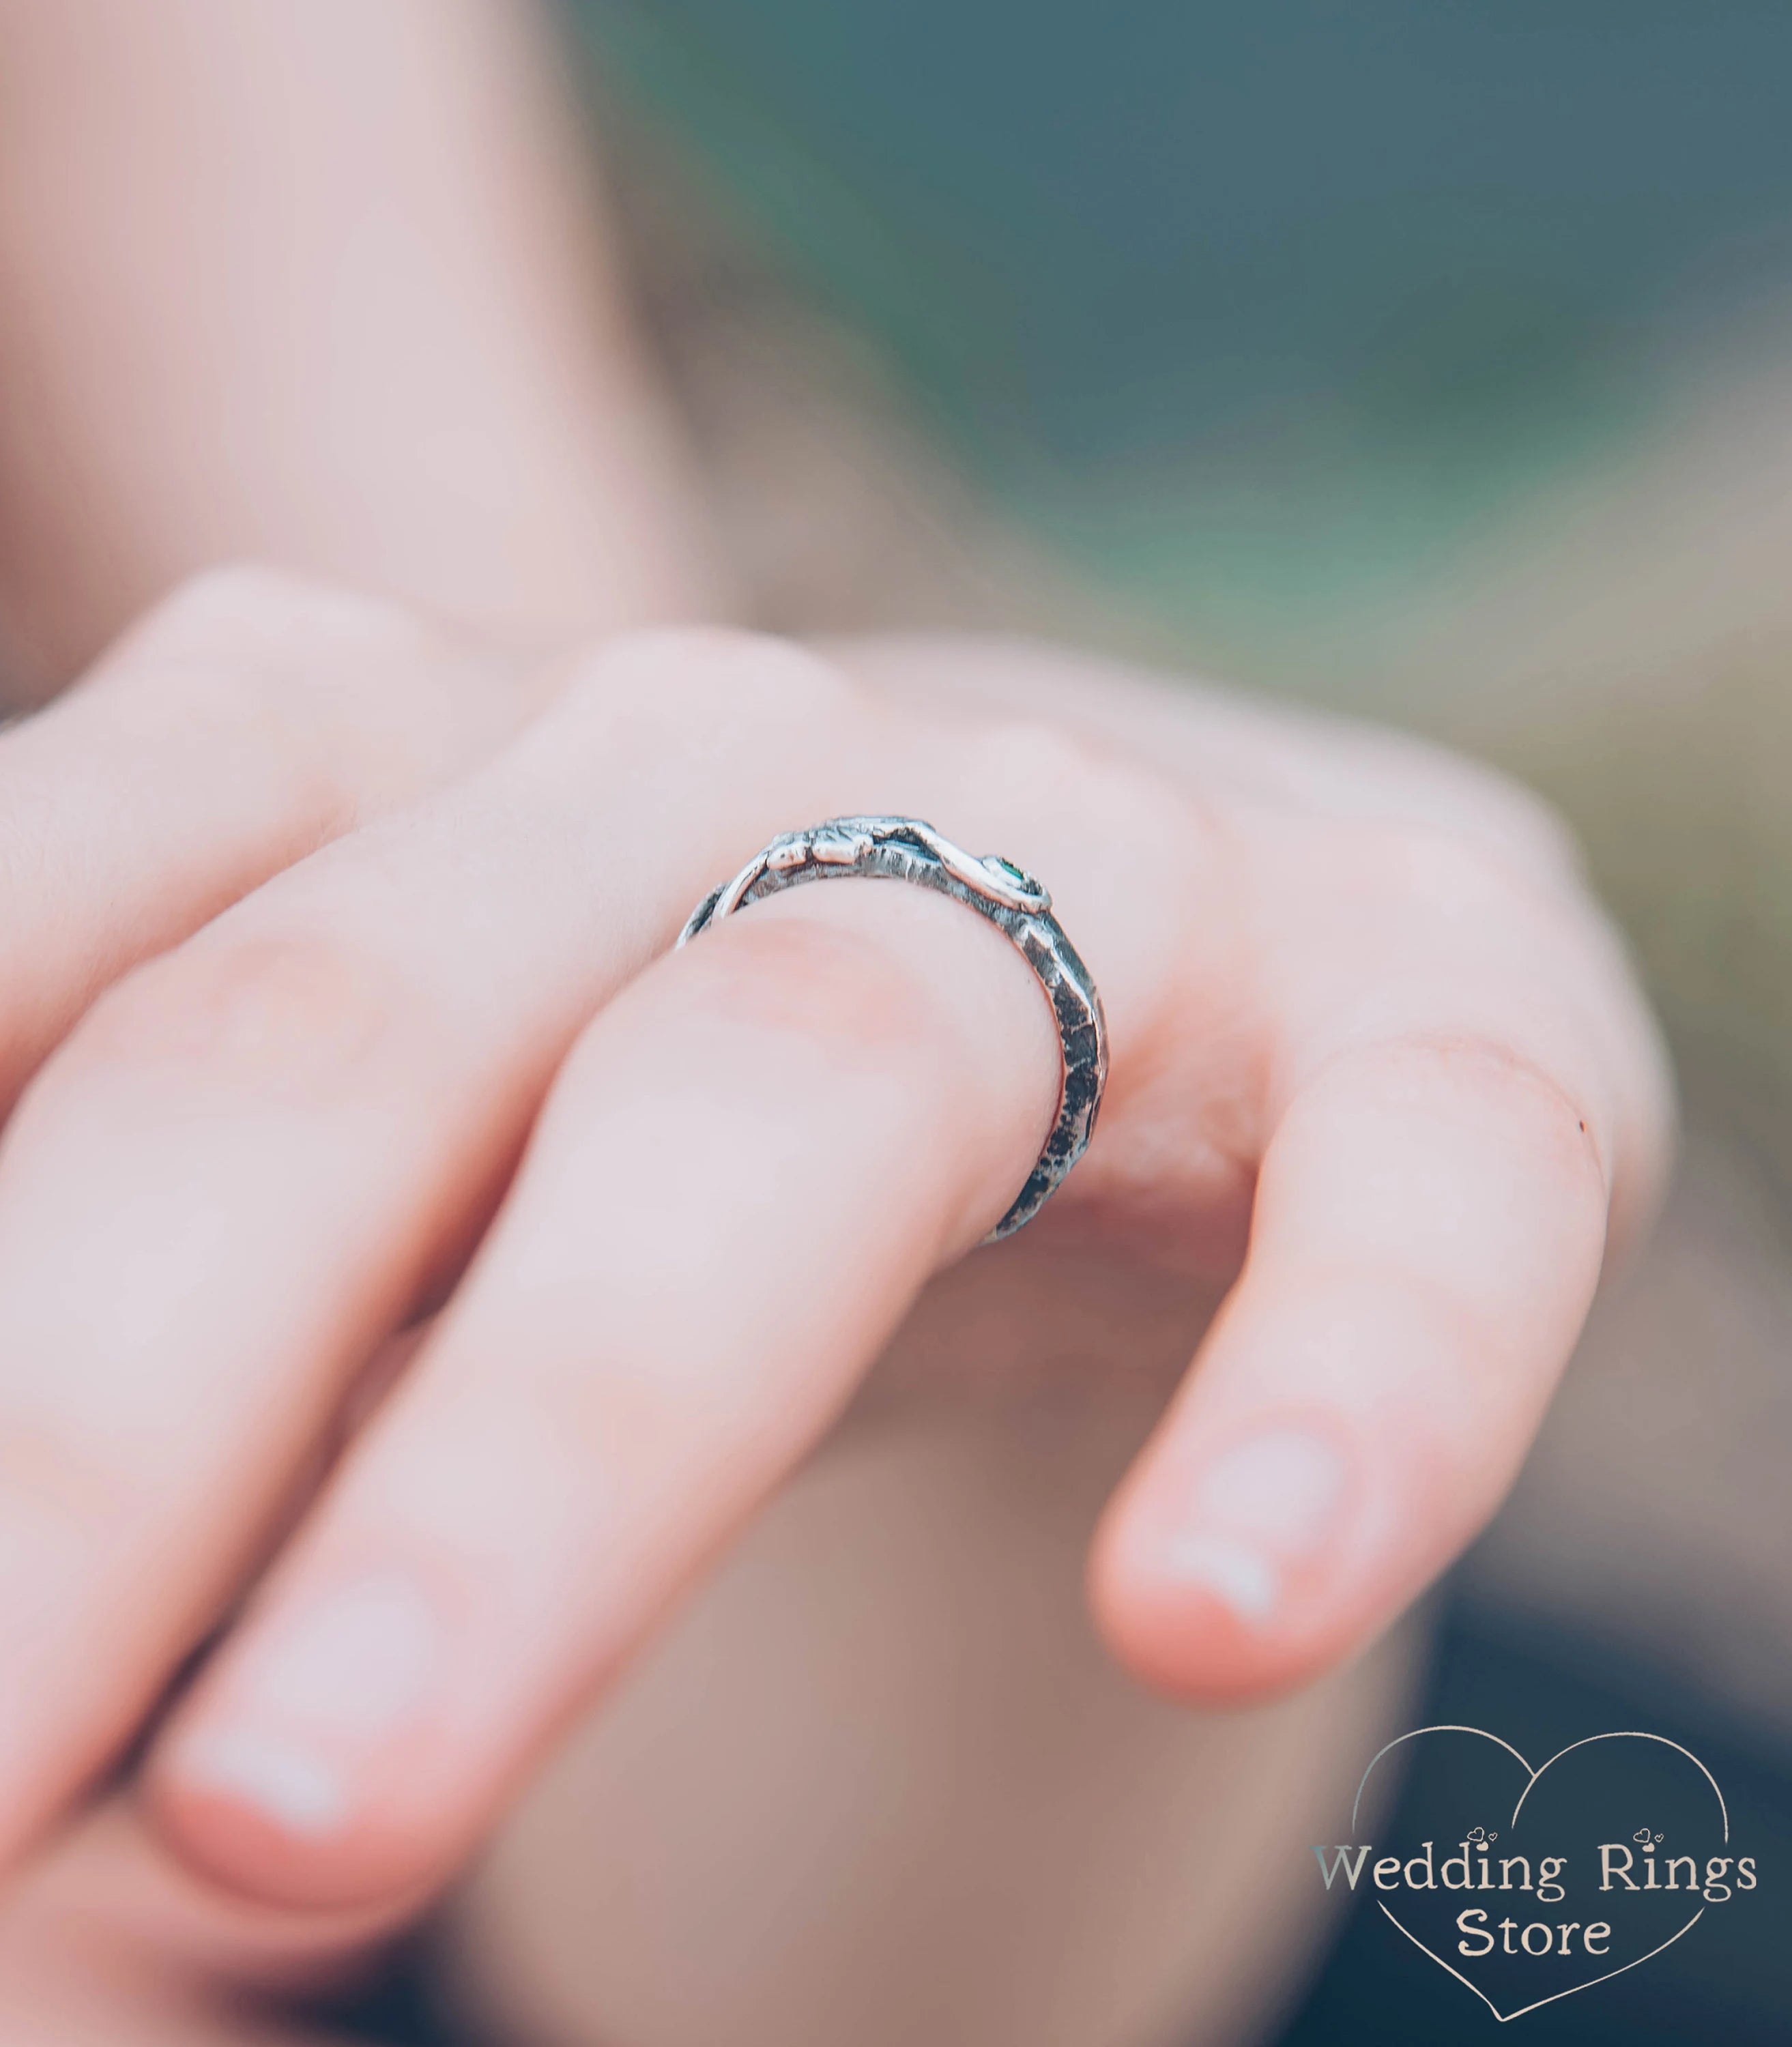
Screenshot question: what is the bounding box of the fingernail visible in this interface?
[1163,1427,1348,1626]
[172,1728,350,1836]
[169,1571,442,1837]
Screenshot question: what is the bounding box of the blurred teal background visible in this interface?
[574,1,1792,656]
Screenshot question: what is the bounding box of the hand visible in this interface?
[0,570,1670,1941]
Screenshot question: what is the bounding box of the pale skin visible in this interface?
[0,3,1672,2042]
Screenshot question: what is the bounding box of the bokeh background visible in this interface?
[547,4,1792,2037]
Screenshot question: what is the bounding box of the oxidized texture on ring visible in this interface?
[678,815,1108,1240]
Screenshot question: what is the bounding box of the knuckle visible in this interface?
[59,931,399,1099]
[1331,816,1542,925]
[1322,716,1589,890]
[115,566,446,754]
[1346,1031,1604,1181]
[961,712,1115,807]
[125,564,433,676]
[1416,746,1590,888]
[967,712,1203,869]
[553,626,861,753]
[101,568,492,815]
[129,562,307,651]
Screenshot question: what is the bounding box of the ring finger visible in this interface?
[149,864,1062,1906]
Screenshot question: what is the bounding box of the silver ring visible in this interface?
[678,815,1108,1240]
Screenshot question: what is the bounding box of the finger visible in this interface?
[145,873,1063,1908]
[1089,1035,1615,1701]
[0,565,528,1107]
[12,1795,420,1999]
[0,633,865,1869]
[0,1824,357,2047]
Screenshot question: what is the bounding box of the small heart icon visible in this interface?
[1346,1727,1734,2022]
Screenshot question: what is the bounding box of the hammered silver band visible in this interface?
[678,815,1108,1240]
